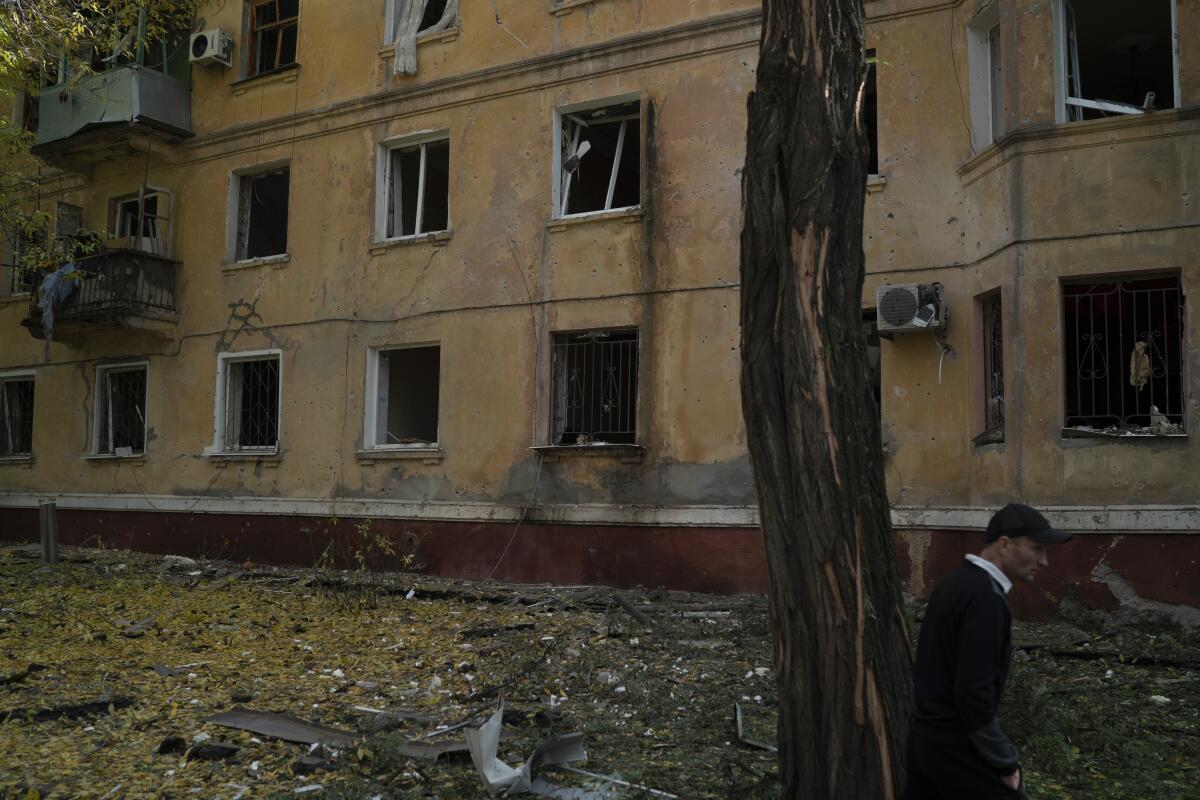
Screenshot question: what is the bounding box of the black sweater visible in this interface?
[912,560,1019,775]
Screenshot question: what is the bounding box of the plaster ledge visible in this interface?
[547,208,643,232]
[0,456,34,469]
[866,174,887,193]
[550,0,604,16]
[369,231,451,255]
[230,65,300,96]
[84,454,147,466]
[356,448,443,464]
[378,28,460,58]
[205,452,282,468]
[531,444,645,463]
[223,254,290,272]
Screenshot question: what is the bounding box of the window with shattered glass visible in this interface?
[557,100,641,217]
[94,364,147,456]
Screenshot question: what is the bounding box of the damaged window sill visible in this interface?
[866,174,887,193]
[547,208,643,232]
[0,455,34,467]
[369,231,451,255]
[550,0,603,16]
[223,254,290,272]
[231,64,299,95]
[531,444,645,463]
[378,28,460,59]
[357,448,443,464]
[0,294,30,307]
[1061,427,1187,441]
[85,454,147,465]
[205,452,282,466]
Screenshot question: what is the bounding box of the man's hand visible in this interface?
[1002,768,1021,791]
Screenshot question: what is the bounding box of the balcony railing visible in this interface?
[22,249,180,340]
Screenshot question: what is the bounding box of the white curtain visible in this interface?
[393,0,459,76]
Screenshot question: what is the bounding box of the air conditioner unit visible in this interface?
[189,29,233,68]
[875,283,947,333]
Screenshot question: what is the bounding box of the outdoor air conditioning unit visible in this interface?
[189,29,233,68]
[875,283,947,333]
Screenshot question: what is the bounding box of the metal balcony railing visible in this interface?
[23,249,179,337]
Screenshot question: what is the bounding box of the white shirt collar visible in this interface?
[966,553,1012,595]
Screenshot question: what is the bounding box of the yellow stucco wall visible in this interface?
[1,0,1197,520]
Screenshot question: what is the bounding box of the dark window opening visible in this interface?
[981,292,1005,441]
[552,329,639,445]
[237,168,289,260]
[420,0,449,32]
[1064,0,1175,120]
[224,357,280,450]
[250,0,299,76]
[387,139,450,238]
[1,378,34,457]
[97,367,147,455]
[375,346,440,446]
[560,101,641,216]
[862,309,882,416]
[9,222,48,294]
[1063,274,1184,432]
[864,49,878,175]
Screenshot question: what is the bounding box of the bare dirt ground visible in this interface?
[1,543,1196,799]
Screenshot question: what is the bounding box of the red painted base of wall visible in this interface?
[2,509,1195,619]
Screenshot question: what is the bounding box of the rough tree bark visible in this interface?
[739,2,913,798]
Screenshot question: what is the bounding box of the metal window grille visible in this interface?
[552,330,638,445]
[250,0,299,75]
[97,367,147,454]
[1,379,35,457]
[223,358,280,450]
[982,292,1005,433]
[1063,275,1184,430]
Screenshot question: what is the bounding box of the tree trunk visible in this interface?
[739,2,913,798]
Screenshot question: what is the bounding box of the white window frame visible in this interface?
[966,2,1002,151]
[363,343,441,450]
[110,185,172,256]
[225,160,290,264]
[1052,0,1180,124]
[0,369,36,459]
[92,360,149,456]
[374,131,451,243]
[207,349,283,455]
[552,93,642,220]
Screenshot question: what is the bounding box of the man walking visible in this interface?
[903,503,1073,799]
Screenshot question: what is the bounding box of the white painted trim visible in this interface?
[1052,0,1068,124]
[1171,0,1180,110]
[891,504,1200,534]
[0,369,36,380]
[374,130,450,243]
[226,160,290,263]
[552,93,641,220]
[0,491,759,528]
[363,342,442,450]
[966,2,1000,151]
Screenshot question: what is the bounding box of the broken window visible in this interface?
[369,345,441,448]
[249,0,298,76]
[980,291,1004,442]
[383,138,450,239]
[551,329,639,445]
[864,50,878,175]
[1063,274,1184,433]
[967,3,1003,149]
[94,364,147,456]
[0,374,35,457]
[219,354,281,451]
[111,189,170,255]
[557,100,641,217]
[6,222,48,295]
[235,167,289,261]
[389,0,458,75]
[1057,0,1176,121]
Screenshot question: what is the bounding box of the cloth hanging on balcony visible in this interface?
[37,262,79,361]
[392,0,458,76]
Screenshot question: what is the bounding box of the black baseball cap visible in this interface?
[984,503,1073,544]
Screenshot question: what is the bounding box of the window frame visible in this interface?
[0,369,36,459]
[363,343,442,451]
[374,131,451,244]
[225,161,290,264]
[384,0,457,44]
[246,0,300,78]
[108,185,172,256]
[92,360,150,457]
[977,290,1005,443]
[551,94,643,220]
[966,2,1002,151]
[1051,0,1180,124]
[209,349,283,454]
[549,327,641,446]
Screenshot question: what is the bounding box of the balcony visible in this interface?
[21,249,180,343]
[32,67,192,169]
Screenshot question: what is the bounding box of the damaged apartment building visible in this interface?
[1,0,1198,619]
